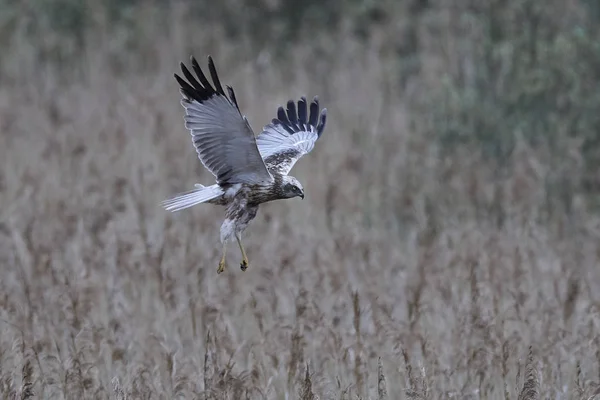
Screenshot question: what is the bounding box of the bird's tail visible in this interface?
[161,184,223,212]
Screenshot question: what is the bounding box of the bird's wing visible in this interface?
[256,96,327,176]
[175,56,273,185]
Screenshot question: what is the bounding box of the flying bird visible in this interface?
[162,55,327,274]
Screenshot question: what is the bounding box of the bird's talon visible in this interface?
[217,261,226,274]
[240,260,249,271]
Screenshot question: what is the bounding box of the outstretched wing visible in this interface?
[256,96,327,176]
[175,56,273,185]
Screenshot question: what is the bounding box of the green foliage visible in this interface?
[429,2,599,155]
[417,0,600,206]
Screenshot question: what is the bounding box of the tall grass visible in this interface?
[1,1,600,399]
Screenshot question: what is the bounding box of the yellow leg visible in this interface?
[236,234,249,271]
[217,244,226,274]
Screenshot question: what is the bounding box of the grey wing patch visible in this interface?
[263,148,302,175]
[256,96,327,176]
[175,56,273,185]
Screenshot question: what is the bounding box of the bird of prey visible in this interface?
[162,55,327,274]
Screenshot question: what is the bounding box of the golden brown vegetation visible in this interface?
[1,1,600,399]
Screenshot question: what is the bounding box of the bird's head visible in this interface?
[282,176,305,199]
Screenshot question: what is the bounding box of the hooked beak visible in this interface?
[300,192,305,200]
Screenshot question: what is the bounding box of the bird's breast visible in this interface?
[246,182,281,205]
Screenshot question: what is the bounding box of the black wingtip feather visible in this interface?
[273,118,295,134]
[277,106,291,126]
[286,100,298,129]
[174,73,196,100]
[175,55,240,106]
[316,108,327,138]
[272,96,327,139]
[297,97,307,129]
[226,85,240,112]
[191,56,212,89]
[180,63,203,92]
[308,98,319,127]
[207,56,226,96]
[175,60,214,101]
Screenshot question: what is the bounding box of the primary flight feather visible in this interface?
[162,55,327,274]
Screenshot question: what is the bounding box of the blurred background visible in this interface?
[1,0,600,398]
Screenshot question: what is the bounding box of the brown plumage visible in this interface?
[162,55,327,274]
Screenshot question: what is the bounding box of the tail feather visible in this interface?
[162,184,223,212]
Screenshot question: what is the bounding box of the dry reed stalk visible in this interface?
[20,359,34,400]
[189,297,197,338]
[420,364,429,399]
[204,331,212,400]
[516,354,522,394]
[517,346,539,400]
[377,357,387,400]
[300,363,315,400]
[352,291,364,398]
[502,340,510,400]
[112,377,126,400]
[287,331,303,389]
[597,342,600,384]
[575,361,584,397]
[402,348,419,397]
[563,274,579,322]
[336,376,350,400]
